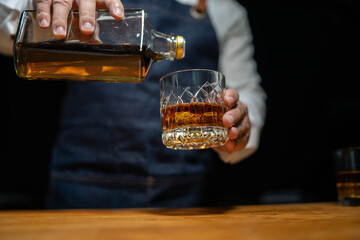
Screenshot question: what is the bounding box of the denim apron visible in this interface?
[47,0,220,208]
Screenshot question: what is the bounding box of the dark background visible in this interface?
[1,0,359,209]
[211,0,360,205]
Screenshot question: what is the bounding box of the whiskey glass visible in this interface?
[160,69,229,150]
[334,147,360,206]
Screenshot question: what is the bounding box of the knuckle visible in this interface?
[53,0,72,9]
[81,10,95,20]
[235,108,242,118]
[112,0,124,7]
[36,0,51,5]
[36,11,47,19]
[238,102,248,116]
[238,125,246,135]
[243,104,248,114]
[231,90,239,99]
[238,100,247,110]
[246,122,251,131]
[234,90,240,99]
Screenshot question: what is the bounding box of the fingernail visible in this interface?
[40,18,48,27]
[54,26,66,35]
[83,21,94,31]
[115,8,124,17]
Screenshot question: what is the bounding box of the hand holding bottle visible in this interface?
[35,0,124,38]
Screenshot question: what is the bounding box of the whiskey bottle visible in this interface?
[13,9,185,82]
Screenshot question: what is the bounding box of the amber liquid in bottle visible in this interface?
[14,42,158,82]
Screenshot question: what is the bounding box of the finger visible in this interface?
[236,130,250,150]
[216,139,236,152]
[223,109,240,128]
[214,114,250,153]
[224,89,239,108]
[228,126,239,140]
[104,0,124,19]
[217,130,249,153]
[222,101,248,128]
[230,114,251,137]
[77,0,96,34]
[52,0,73,38]
[36,0,51,28]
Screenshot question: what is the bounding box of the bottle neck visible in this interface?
[151,32,185,61]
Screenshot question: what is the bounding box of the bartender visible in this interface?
[0,0,266,208]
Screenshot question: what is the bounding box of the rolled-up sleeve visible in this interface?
[0,0,34,56]
[207,0,267,164]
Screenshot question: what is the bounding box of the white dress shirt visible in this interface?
[0,0,266,164]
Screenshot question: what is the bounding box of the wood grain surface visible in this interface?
[0,202,359,240]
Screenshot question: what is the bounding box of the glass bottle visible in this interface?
[13,9,185,82]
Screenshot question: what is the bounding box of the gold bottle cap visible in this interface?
[175,36,186,59]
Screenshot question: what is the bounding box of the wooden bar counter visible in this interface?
[0,202,359,240]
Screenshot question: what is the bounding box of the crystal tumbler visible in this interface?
[160,69,229,150]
